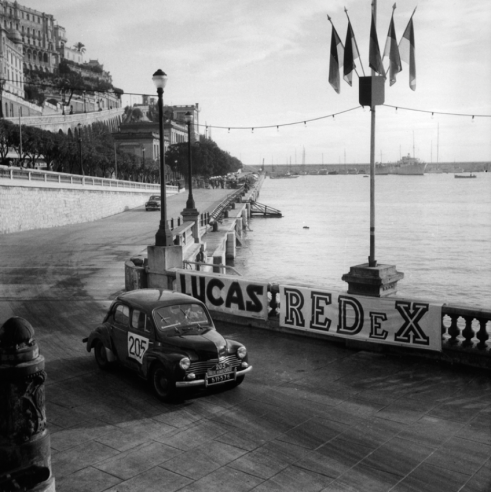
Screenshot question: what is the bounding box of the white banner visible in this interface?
[279,285,442,352]
[176,269,269,320]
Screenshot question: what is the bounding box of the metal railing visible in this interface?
[0,165,177,193]
[208,187,245,223]
[183,260,242,276]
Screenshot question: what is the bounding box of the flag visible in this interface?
[384,14,402,85]
[369,14,385,76]
[399,15,416,90]
[343,21,360,86]
[329,23,344,93]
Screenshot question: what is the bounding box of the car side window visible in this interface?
[131,309,148,332]
[114,305,130,326]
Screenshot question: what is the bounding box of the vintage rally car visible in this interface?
[145,195,161,211]
[83,289,252,401]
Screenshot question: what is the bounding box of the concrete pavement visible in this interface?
[0,190,490,492]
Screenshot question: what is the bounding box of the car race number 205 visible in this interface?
[127,332,149,363]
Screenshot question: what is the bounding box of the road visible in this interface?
[1,189,490,492]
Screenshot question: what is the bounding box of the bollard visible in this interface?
[0,317,55,491]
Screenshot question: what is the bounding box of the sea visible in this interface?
[233,172,491,309]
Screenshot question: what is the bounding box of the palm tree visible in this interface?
[74,42,86,53]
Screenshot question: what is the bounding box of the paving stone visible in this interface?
[360,436,436,478]
[161,441,247,480]
[54,466,121,492]
[94,440,182,480]
[50,419,115,452]
[177,465,264,492]
[104,466,192,492]
[322,463,401,491]
[396,415,465,448]
[391,462,470,492]
[252,463,334,491]
[316,435,375,468]
[51,440,121,478]
[276,417,347,450]
[375,396,437,424]
[228,439,309,479]
[295,449,351,479]
[460,458,491,492]
[154,419,228,451]
[424,436,491,476]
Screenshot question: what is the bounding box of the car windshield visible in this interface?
[149,195,160,201]
[153,303,213,336]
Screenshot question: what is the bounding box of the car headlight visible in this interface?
[179,357,191,370]
[237,346,247,359]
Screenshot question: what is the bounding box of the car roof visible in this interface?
[116,289,202,312]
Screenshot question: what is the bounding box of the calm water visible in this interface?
[233,172,491,309]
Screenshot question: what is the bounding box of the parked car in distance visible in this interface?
[145,195,161,211]
[83,289,252,401]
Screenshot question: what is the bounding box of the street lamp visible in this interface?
[77,123,84,176]
[184,112,196,210]
[152,69,173,246]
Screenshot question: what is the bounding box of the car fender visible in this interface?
[86,325,117,362]
[145,352,188,381]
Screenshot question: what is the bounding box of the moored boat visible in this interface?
[378,154,427,175]
[455,173,476,179]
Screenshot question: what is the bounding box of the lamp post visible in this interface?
[77,123,84,176]
[152,69,173,247]
[184,112,196,210]
[141,144,146,182]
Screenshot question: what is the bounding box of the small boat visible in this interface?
[270,172,299,179]
[455,173,476,179]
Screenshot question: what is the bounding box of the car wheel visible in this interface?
[151,365,176,401]
[94,340,111,370]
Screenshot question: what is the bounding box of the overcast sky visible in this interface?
[22,0,491,165]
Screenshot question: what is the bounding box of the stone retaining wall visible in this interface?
[0,185,149,234]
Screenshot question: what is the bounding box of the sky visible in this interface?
[21,0,491,165]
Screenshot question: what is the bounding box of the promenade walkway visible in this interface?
[0,190,490,492]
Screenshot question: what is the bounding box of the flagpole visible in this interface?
[384,4,397,78]
[344,8,366,77]
[369,0,377,267]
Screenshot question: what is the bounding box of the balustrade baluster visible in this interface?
[447,314,461,346]
[462,316,475,347]
[476,319,490,351]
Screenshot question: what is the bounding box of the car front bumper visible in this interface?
[175,365,253,388]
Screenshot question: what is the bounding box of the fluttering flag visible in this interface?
[399,13,416,90]
[328,19,344,93]
[383,13,402,85]
[369,13,385,76]
[343,20,360,86]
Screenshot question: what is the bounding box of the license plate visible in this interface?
[206,362,236,386]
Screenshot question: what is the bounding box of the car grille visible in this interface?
[186,355,240,376]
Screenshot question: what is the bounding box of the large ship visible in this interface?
[378,154,427,175]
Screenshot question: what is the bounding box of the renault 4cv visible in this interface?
[83,289,252,401]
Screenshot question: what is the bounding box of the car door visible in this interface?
[111,303,131,366]
[127,308,154,374]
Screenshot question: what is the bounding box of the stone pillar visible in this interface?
[0,317,55,491]
[226,231,236,259]
[342,263,404,297]
[147,245,183,289]
[241,209,248,229]
[181,209,200,243]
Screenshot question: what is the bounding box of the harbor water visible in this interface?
[233,172,491,309]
